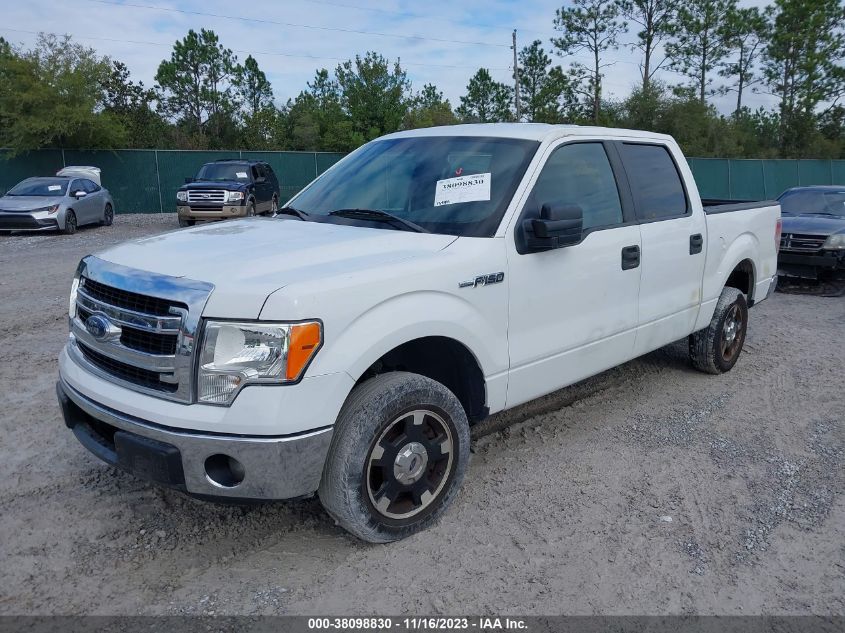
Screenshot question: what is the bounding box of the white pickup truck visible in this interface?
[57,124,781,542]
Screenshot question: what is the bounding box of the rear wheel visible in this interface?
[269,196,279,216]
[62,211,77,235]
[689,286,748,374]
[101,203,114,226]
[319,372,470,543]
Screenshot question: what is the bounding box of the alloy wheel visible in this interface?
[366,409,454,520]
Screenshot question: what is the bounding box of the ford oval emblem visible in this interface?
[85,314,113,341]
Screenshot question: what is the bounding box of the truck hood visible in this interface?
[180,181,247,191]
[95,217,457,318]
[0,195,65,211]
[781,214,845,236]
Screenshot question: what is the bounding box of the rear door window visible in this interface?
[620,143,688,221]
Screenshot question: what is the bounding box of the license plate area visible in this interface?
[114,431,185,488]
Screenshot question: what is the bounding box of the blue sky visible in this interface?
[2,0,776,114]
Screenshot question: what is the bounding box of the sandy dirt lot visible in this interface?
[1,214,843,615]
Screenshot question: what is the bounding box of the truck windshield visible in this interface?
[196,163,252,182]
[6,178,68,196]
[288,136,539,237]
[779,190,845,216]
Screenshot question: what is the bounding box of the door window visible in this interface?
[620,144,688,220]
[81,179,99,193]
[529,142,623,231]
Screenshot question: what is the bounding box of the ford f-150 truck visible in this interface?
[57,124,781,542]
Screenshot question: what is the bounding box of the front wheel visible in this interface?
[62,210,77,235]
[689,286,748,374]
[319,372,470,543]
[101,203,114,226]
[178,217,194,228]
[246,201,256,217]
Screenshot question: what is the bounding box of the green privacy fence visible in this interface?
[687,158,845,200]
[0,149,346,214]
[0,149,843,213]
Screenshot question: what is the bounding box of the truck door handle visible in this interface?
[621,245,640,270]
[690,233,703,255]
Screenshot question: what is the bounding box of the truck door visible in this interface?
[505,140,642,408]
[615,142,707,356]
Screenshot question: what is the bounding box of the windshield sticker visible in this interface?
[48,185,62,191]
[236,171,248,179]
[434,173,491,207]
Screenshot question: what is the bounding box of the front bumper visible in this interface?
[57,378,333,500]
[778,250,845,274]
[177,204,248,220]
[0,213,59,231]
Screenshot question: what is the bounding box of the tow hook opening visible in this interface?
[204,454,246,488]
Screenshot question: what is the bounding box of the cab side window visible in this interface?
[81,179,99,193]
[529,142,623,231]
[620,143,688,220]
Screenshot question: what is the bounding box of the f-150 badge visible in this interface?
[459,272,505,288]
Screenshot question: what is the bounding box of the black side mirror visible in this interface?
[520,203,583,252]
[184,177,195,184]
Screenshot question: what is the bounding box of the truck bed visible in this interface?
[702,199,780,214]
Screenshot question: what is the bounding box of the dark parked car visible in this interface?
[777,186,845,279]
[176,159,280,227]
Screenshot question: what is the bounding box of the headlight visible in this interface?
[822,234,845,250]
[226,191,244,203]
[31,204,59,214]
[198,320,322,404]
[176,191,187,202]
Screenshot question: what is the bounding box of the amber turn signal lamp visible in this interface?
[286,322,322,380]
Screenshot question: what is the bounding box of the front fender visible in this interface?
[308,290,509,412]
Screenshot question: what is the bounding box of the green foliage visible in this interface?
[665,0,737,103]
[763,0,845,156]
[518,40,580,123]
[155,29,239,147]
[719,6,772,114]
[0,22,841,160]
[552,0,626,122]
[404,84,458,129]
[335,52,410,141]
[617,0,678,91]
[456,69,513,122]
[0,34,123,154]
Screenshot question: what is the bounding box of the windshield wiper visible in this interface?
[275,206,310,221]
[329,208,430,233]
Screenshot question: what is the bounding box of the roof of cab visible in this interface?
[381,122,675,144]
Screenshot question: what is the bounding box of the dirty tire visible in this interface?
[246,201,256,217]
[689,286,748,374]
[62,211,77,235]
[319,372,470,543]
[101,203,114,226]
[178,217,194,228]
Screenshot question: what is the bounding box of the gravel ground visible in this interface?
[1,213,843,616]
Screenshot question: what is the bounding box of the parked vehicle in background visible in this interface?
[57,124,780,543]
[776,186,845,279]
[0,171,114,235]
[57,166,103,186]
[176,159,280,227]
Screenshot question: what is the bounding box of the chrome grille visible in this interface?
[187,189,227,203]
[67,257,213,403]
[780,233,826,252]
